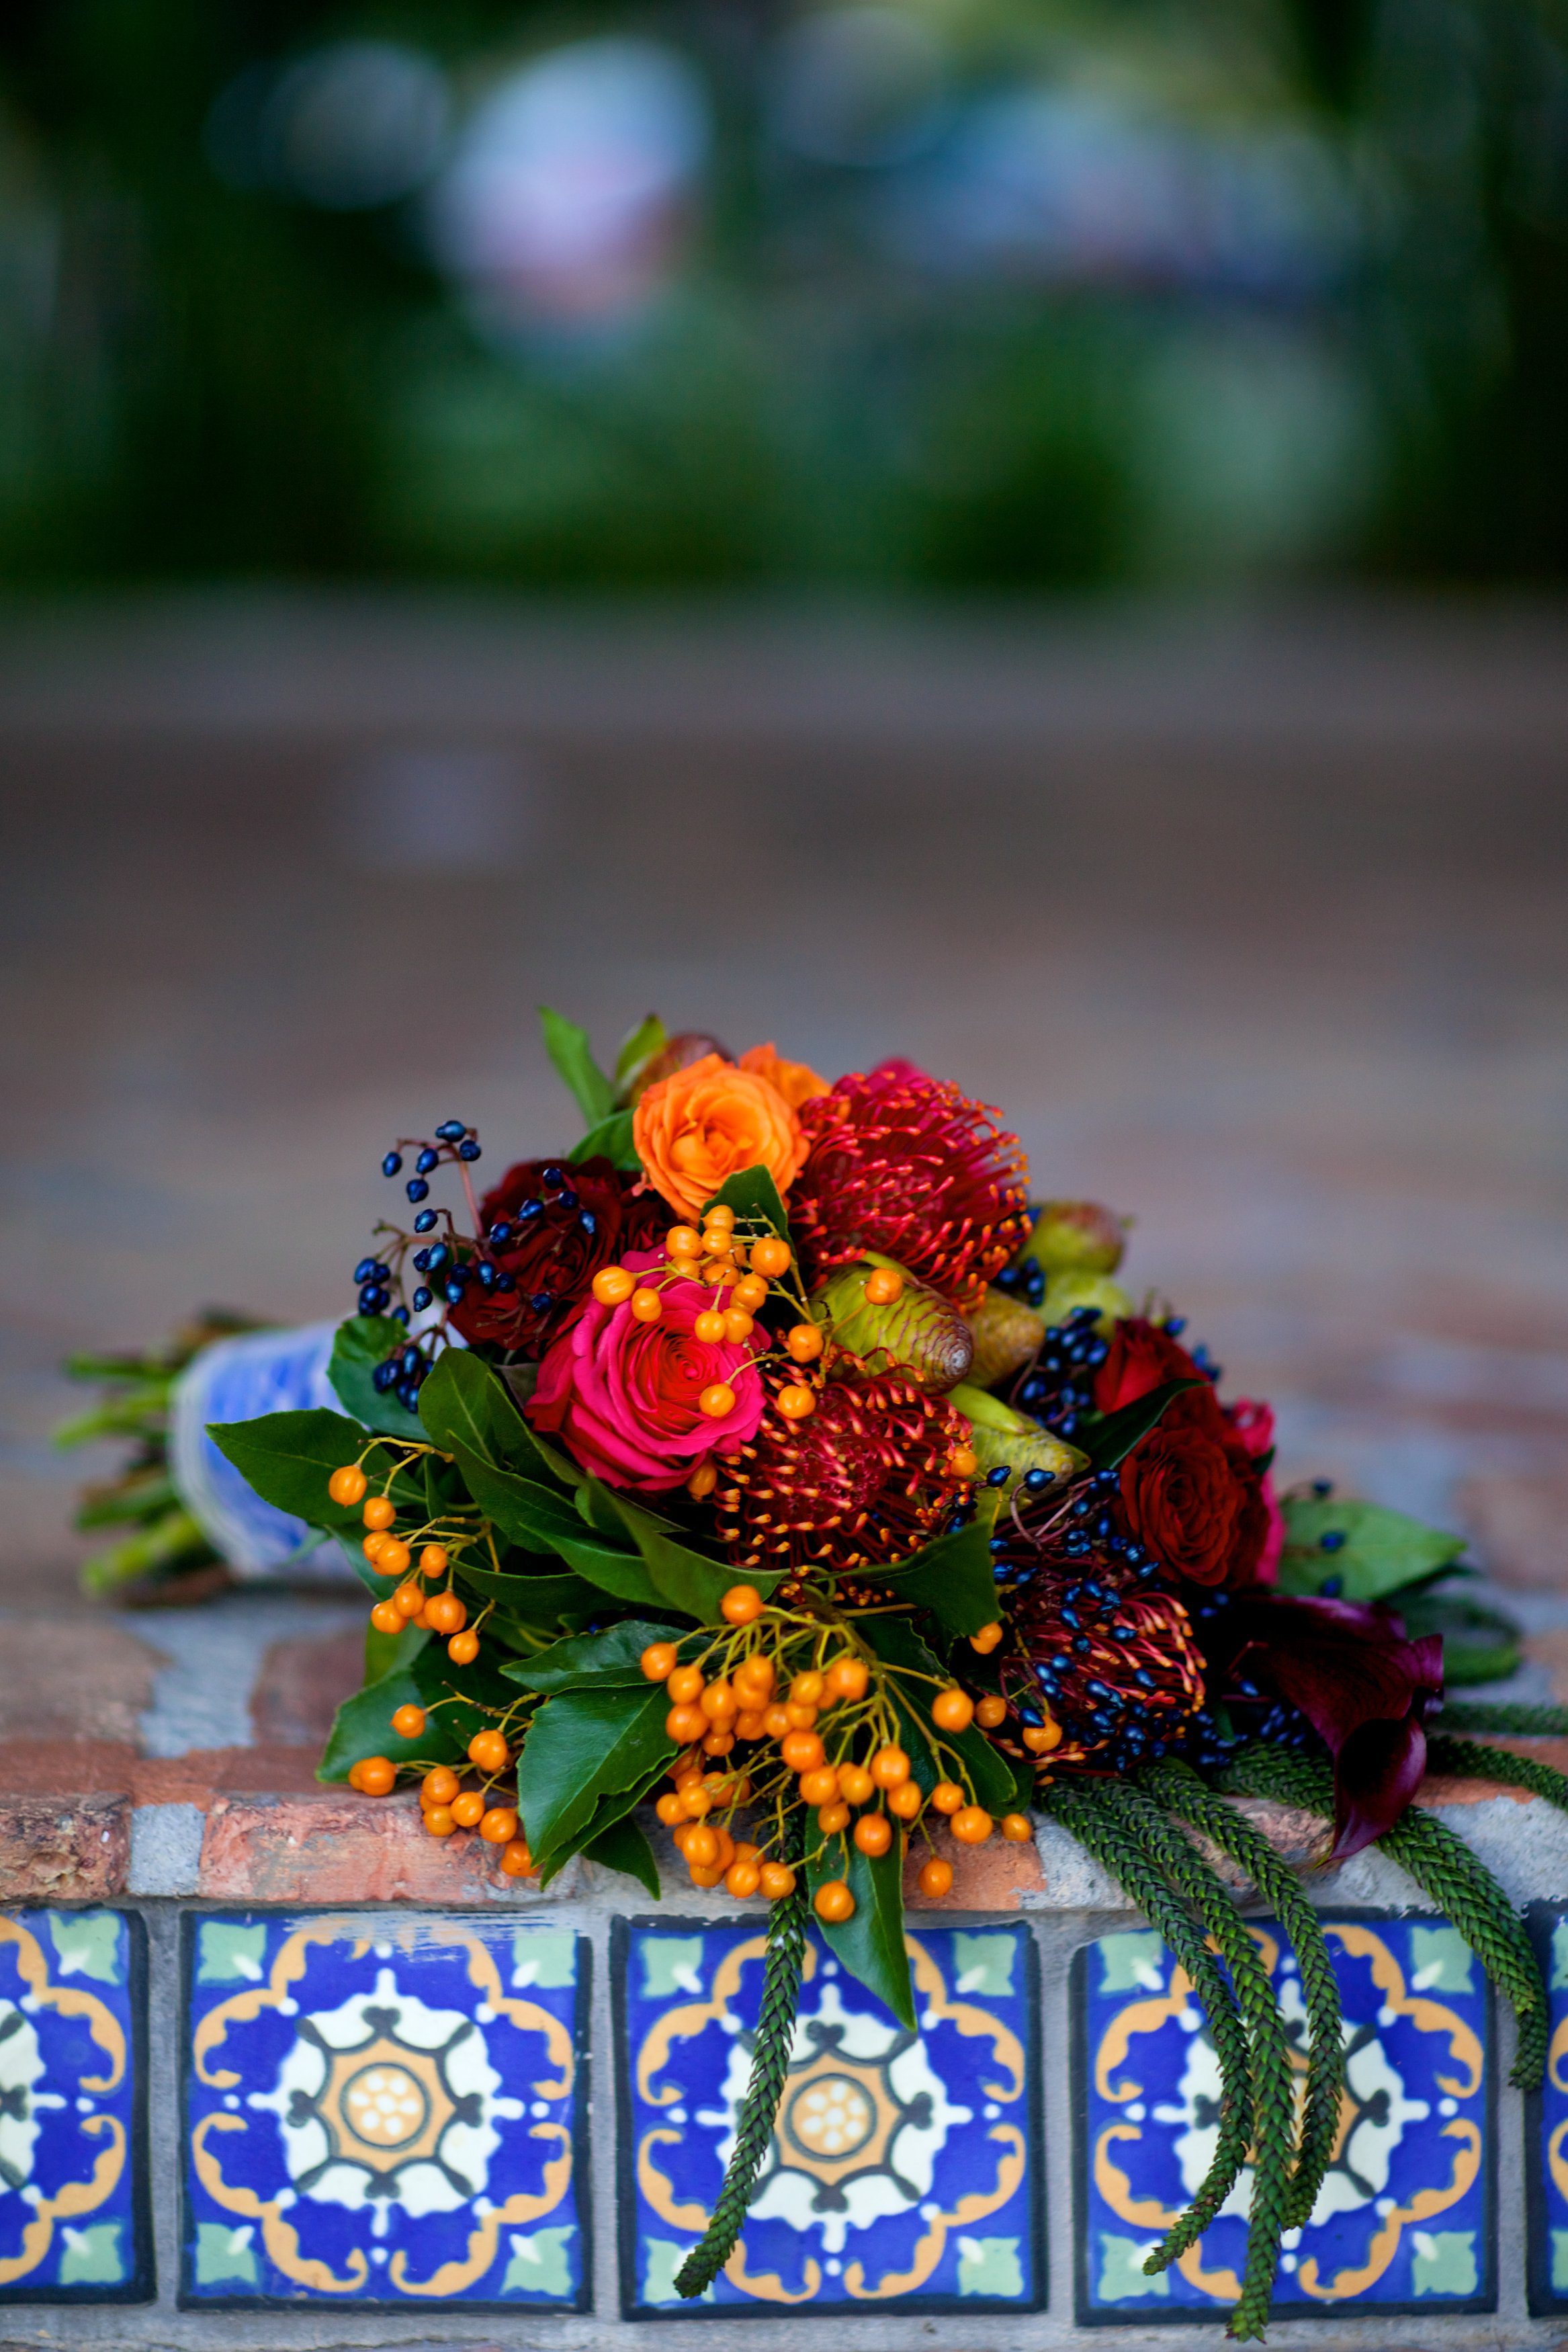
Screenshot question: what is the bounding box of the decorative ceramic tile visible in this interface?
[0,1910,150,2303]
[179,1914,589,2309]
[615,1916,1041,2316]
[1074,1914,1494,2324]
[1525,1906,1568,2314]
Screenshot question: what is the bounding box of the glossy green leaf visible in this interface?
[419,1348,564,1486]
[539,1005,617,1132]
[517,1683,675,1865]
[317,1637,513,1782]
[456,1556,607,1624]
[595,1482,783,1618]
[207,1409,408,1526]
[1276,1496,1467,1603]
[701,1163,791,1236]
[365,1615,429,1687]
[329,1316,425,1438]
[1080,1378,1204,1471]
[501,1620,687,1693]
[581,1808,661,1898]
[615,1014,666,1087]
[805,1833,914,2028]
[879,1502,1002,1636]
[569,1109,640,1170]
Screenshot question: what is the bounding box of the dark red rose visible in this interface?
[1209,1591,1444,1857]
[1119,1420,1266,1587]
[447,1157,668,1356]
[1094,1316,1225,1435]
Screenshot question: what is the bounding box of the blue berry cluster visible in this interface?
[351,1117,488,1413]
[1013,1305,1113,1436]
[994,1253,1045,1310]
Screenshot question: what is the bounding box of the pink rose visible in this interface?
[526,1249,765,1492]
[1228,1398,1282,1584]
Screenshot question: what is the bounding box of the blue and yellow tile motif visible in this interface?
[0,1910,149,2303]
[1525,1908,1568,2312]
[180,1914,589,2308]
[1074,1915,1493,2323]
[616,1917,1041,2316]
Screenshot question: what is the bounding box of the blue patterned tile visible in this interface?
[615,1916,1041,2316]
[1526,1906,1568,2313]
[0,1910,150,2303]
[1074,1914,1494,2323]
[180,1914,589,2309]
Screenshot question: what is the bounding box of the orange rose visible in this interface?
[634,1053,808,1220]
[739,1042,830,1111]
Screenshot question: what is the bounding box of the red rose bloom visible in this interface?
[1094,1316,1224,1435]
[447,1157,668,1357]
[1119,1421,1268,1587]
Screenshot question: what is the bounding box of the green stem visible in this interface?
[1438,1702,1568,1735]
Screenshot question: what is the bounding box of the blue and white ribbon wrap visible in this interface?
[169,1322,352,1581]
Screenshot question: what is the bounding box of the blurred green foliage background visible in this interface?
[1,0,1565,589]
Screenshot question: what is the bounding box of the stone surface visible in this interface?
[0,1908,149,2302]
[0,1795,129,1902]
[181,1913,588,2308]
[1075,1915,1494,2322]
[615,1916,1040,2316]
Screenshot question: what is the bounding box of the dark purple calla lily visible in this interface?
[1210,1591,1444,1858]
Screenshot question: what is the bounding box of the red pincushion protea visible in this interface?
[712,1373,969,1577]
[999,1561,1207,1770]
[791,1071,1030,1308]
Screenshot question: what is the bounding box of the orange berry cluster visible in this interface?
[350,1722,533,1879]
[331,1466,482,1665]
[642,1586,1032,1914]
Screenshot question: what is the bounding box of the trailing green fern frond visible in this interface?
[1223,1745,1548,2089]
[1427,1732,1568,1810]
[1102,1783,1293,2341]
[1045,1781,1256,2273]
[675,1833,808,2300]
[1438,1702,1568,1735]
[1143,1760,1344,2232]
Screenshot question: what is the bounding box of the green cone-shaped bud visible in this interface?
[949,1384,1086,1497]
[819,1255,973,1392]
[965,1287,1046,1390]
[1023,1199,1128,1275]
[1041,1269,1133,1333]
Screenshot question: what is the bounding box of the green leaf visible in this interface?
[1080,1378,1203,1471]
[879,1508,1001,1636]
[328,1316,425,1438]
[1393,1589,1520,1683]
[539,1005,617,1132]
[1276,1496,1468,1603]
[615,1014,667,1087]
[516,1684,675,1864]
[805,1835,914,2028]
[593,1483,783,1619]
[419,1349,565,1486]
[701,1163,791,1235]
[318,1642,521,1782]
[569,1109,640,1170]
[582,1808,661,1896]
[500,1620,686,1693]
[206,1409,407,1526]
[365,1616,429,1687]
[859,1615,1016,1813]
[456,1556,608,1624]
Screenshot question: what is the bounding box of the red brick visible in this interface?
[198,1792,529,1902]
[904,1817,1045,1910]
[0,1792,129,1899]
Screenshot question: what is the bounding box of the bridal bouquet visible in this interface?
[207,1009,1563,2337]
